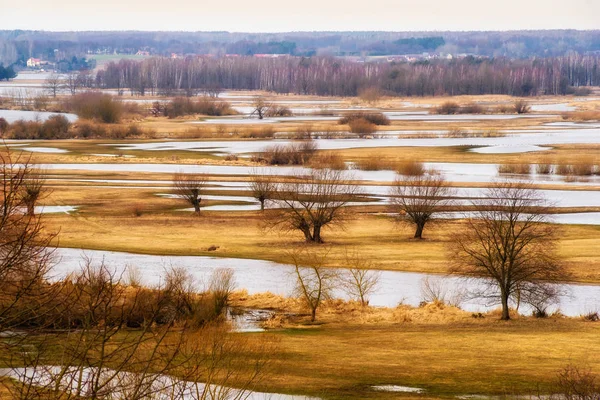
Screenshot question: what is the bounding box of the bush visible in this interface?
[65,92,124,123]
[260,141,317,165]
[163,96,235,118]
[514,99,531,114]
[435,101,461,114]
[5,115,71,139]
[348,118,377,137]
[339,111,390,126]
[460,103,486,114]
[556,164,574,176]
[555,364,599,400]
[536,162,553,175]
[572,161,595,176]
[0,117,8,135]
[396,160,425,176]
[497,163,531,175]
[265,105,293,117]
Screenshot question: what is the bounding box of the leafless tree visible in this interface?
[0,148,56,330]
[389,172,455,239]
[43,73,63,98]
[249,169,276,211]
[553,364,599,400]
[450,182,567,320]
[172,172,207,214]
[267,169,362,243]
[340,248,380,306]
[22,168,47,216]
[63,72,80,95]
[289,246,338,322]
[250,96,271,120]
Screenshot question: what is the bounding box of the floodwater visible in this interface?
[0,109,78,123]
[53,248,600,316]
[36,162,600,188]
[2,366,316,400]
[108,126,600,154]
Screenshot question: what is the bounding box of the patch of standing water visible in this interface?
[20,146,69,154]
[0,109,78,123]
[0,366,317,400]
[372,385,425,393]
[52,248,600,317]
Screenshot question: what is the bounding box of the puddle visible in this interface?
[372,385,425,393]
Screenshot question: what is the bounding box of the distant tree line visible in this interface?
[1,30,600,65]
[94,55,600,97]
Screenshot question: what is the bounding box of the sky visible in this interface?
[1,0,599,32]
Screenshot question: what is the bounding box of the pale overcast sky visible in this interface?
[2,0,599,32]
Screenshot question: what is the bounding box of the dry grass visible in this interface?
[562,111,600,121]
[235,310,600,398]
[498,163,531,175]
[353,156,396,171]
[396,160,426,176]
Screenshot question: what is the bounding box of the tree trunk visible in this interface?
[500,292,511,320]
[193,200,201,214]
[414,222,424,239]
[260,199,265,211]
[26,202,34,217]
[310,307,316,322]
[312,225,323,243]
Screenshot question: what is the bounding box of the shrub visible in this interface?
[536,162,553,175]
[163,96,235,118]
[554,364,599,400]
[339,111,390,125]
[435,101,461,114]
[572,161,595,176]
[0,117,8,135]
[260,140,317,165]
[224,154,239,161]
[556,164,574,176]
[513,99,531,114]
[65,92,124,123]
[460,103,486,114]
[348,118,377,137]
[582,311,599,322]
[40,115,71,139]
[396,160,425,176]
[265,105,293,117]
[497,163,531,175]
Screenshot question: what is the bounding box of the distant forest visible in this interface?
[96,55,600,97]
[1,30,600,65]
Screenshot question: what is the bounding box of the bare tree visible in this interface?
[22,168,47,216]
[340,249,380,306]
[63,71,80,95]
[250,96,271,120]
[450,182,567,320]
[289,246,338,322]
[267,168,362,243]
[389,172,454,239]
[249,169,276,211]
[172,172,207,214]
[0,148,56,330]
[43,73,63,98]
